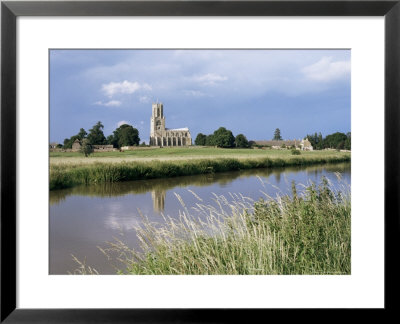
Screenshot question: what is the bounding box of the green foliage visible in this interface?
[77,128,87,140]
[194,133,207,146]
[306,132,351,150]
[306,132,324,150]
[235,134,250,148]
[63,135,80,149]
[87,121,106,145]
[211,127,235,148]
[106,135,114,146]
[109,124,140,148]
[344,132,351,150]
[63,128,88,149]
[273,128,282,140]
[79,139,94,157]
[291,149,301,155]
[197,128,249,149]
[50,153,350,190]
[118,125,140,147]
[205,135,215,146]
[117,180,350,275]
[323,132,348,149]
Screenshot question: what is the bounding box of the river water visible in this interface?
[49,163,350,274]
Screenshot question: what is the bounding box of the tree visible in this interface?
[235,134,250,148]
[106,135,114,145]
[118,125,140,147]
[110,124,140,148]
[273,128,282,140]
[306,132,324,150]
[79,138,93,157]
[63,135,79,149]
[77,128,87,140]
[323,132,348,149]
[344,132,351,150]
[205,135,215,146]
[212,127,235,148]
[87,121,106,145]
[195,133,207,146]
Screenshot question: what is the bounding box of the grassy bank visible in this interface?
[50,154,350,190]
[50,147,349,164]
[107,179,350,275]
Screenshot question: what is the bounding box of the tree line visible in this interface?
[306,132,351,150]
[62,121,141,149]
[194,127,351,151]
[194,127,250,148]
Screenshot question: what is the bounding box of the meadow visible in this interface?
[50,147,350,190]
[50,147,349,163]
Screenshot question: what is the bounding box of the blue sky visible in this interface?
[50,49,350,144]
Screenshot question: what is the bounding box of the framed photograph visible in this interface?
[1,0,399,321]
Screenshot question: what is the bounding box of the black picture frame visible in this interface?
[1,0,399,322]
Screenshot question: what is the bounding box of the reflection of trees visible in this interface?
[50,162,351,210]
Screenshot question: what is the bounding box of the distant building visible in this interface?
[301,139,313,151]
[49,142,58,149]
[150,102,192,147]
[254,140,300,149]
[71,139,113,152]
[92,145,113,151]
[72,139,81,151]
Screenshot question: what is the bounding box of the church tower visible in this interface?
[150,102,165,145]
[149,102,192,147]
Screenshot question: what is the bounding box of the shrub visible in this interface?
[79,139,94,157]
[291,149,301,155]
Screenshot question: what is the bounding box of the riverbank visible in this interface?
[50,147,349,164]
[50,151,350,190]
[103,179,351,275]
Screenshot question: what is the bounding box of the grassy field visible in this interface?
[50,147,348,164]
[50,147,350,190]
[98,179,351,275]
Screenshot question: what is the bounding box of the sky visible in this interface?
[50,49,351,144]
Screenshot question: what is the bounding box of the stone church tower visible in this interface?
[150,102,192,147]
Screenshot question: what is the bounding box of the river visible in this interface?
[49,162,350,274]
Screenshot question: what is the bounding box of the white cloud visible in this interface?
[102,80,152,97]
[139,96,151,104]
[93,100,122,107]
[302,57,350,82]
[117,120,130,127]
[183,90,206,97]
[190,73,228,86]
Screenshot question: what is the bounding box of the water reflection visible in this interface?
[49,162,350,274]
[50,163,351,213]
[152,189,166,212]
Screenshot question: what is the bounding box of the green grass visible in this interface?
[50,146,347,161]
[50,152,350,190]
[105,178,350,275]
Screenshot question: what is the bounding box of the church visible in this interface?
[149,102,192,147]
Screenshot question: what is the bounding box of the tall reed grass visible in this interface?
[103,178,350,275]
[50,155,350,190]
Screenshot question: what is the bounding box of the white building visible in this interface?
[149,102,192,147]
